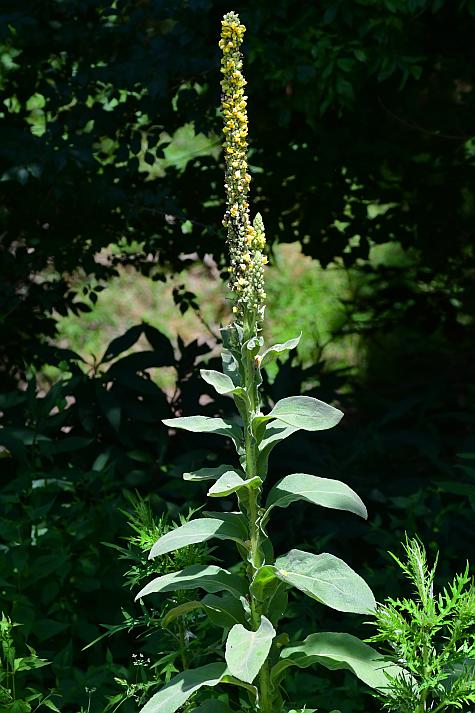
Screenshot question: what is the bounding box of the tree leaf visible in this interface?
[163,416,242,447]
[183,464,243,482]
[149,515,247,558]
[139,662,227,713]
[101,324,143,362]
[260,334,301,368]
[274,549,376,613]
[135,565,247,601]
[264,473,367,524]
[200,369,245,398]
[266,396,343,431]
[277,632,401,691]
[208,471,262,498]
[225,616,276,684]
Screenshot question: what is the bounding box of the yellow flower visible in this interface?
[220,11,267,320]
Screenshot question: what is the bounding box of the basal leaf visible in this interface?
[225,616,276,684]
[277,632,401,691]
[149,515,247,558]
[274,549,376,614]
[264,473,367,523]
[135,565,247,601]
[139,662,227,713]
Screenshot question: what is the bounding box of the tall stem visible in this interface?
[241,319,273,713]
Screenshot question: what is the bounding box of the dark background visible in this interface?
[1,1,474,711]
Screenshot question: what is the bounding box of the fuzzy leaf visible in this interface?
[277,632,401,691]
[274,549,376,613]
[264,473,367,523]
[163,416,242,446]
[266,396,343,431]
[225,616,276,683]
[208,471,262,498]
[149,515,247,558]
[139,662,227,713]
[260,334,301,368]
[135,565,247,601]
[183,464,243,482]
[200,369,244,397]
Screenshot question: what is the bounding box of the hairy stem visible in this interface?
[242,318,273,713]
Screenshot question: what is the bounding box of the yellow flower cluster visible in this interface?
[220,11,267,319]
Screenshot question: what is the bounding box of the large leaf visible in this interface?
[265,396,343,431]
[183,464,243,482]
[163,416,242,447]
[274,549,376,614]
[135,565,247,601]
[200,369,245,398]
[208,472,262,498]
[149,515,247,558]
[225,616,276,684]
[139,663,227,713]
[260,334,301,368]
[264,473,367,523]
[277,632,401,691]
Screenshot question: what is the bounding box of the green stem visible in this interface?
[241,316,273,713]
[177,618,188,670]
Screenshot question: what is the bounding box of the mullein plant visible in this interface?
[134,12,399,713]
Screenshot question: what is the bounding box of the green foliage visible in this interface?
[0,324,224,712]
[2,0,475,385]
[0,613,58,712]
[135,315,393,712]
[368,538,475,713]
